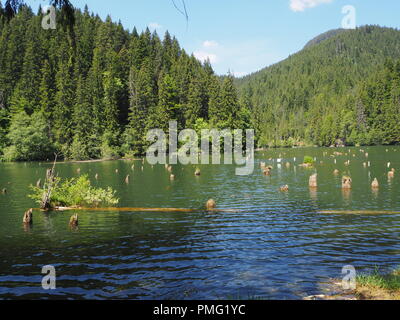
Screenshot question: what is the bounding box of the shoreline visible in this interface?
[1,144,399,164]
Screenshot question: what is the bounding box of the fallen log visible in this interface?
[39,206,240,213]
[318,210,400,215]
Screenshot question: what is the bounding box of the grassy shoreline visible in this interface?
[354,267,400,300]
[305,267,400,300]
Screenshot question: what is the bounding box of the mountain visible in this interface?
[236,25,400,147]
[303,28,347,49]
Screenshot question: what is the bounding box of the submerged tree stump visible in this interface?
[40,156,59,210]
[371,178,379,189]
[206,199,216,210]
[280,185,289,192]
[342,176,352,189]
[309,174,318,188]
[69,214,79,227]
[23,208,33,225]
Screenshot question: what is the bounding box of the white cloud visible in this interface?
[203,40,219,48]
[192,38,283,77]
[148,22,162,31]
[193,51,218,63]
[290,0,333,12]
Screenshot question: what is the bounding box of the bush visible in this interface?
[303,155,315,165]
[29,175,119,208]
[2,111,55,161]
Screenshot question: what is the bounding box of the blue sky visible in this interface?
[24,0,400,76]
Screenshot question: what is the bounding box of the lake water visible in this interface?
[0,146,399,299]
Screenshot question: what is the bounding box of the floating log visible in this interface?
[23,208,33,224]
[195,168,201,176]
[46,206,240,213]
[319,210,400,215]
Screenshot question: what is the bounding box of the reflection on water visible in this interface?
[0,146,399,299]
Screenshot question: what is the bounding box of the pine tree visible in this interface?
[53,44,75,155]
[70,76,100,159]
[154,73,181,131]
[124,62,156,155]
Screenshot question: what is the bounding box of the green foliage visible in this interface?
[3,111,54,161]
[303,155,314,165]
[0,6,246,160]
[29,174,119,207]
[356,266,400,291]
[237,26,400,147]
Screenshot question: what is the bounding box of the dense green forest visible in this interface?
[236,25,400,147]
[0,4,249,161]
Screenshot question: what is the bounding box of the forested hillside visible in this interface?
[0,4,249,161]
[237,26,400,147]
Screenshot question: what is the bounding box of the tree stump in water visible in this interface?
[342,176,352,189]
[309,174,318,188]
[23,208,33,225]
[371,178,379,189]
[69,214,78,227]
[206,199,216,210]
[280,185,289,192]
[40,166,58,210]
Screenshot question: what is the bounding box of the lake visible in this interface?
[0,146,399,299]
